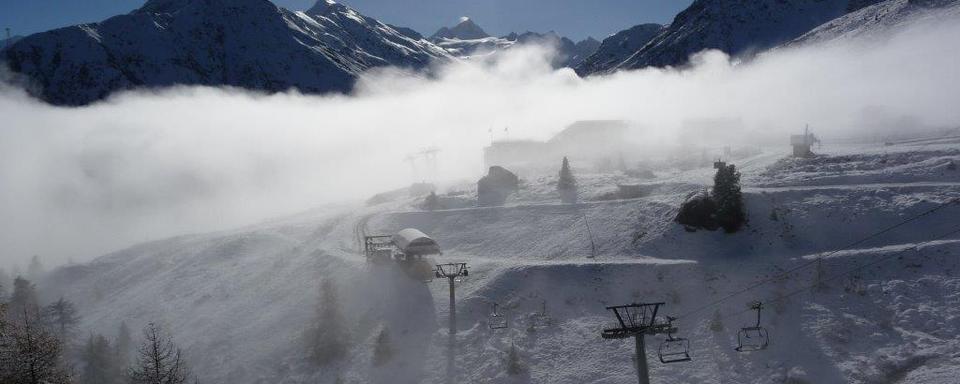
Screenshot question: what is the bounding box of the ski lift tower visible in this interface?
[601,302,677,384]
[435,262,468,384]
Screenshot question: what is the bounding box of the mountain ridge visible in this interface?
[576,0,889,76]
[1,0,451,106]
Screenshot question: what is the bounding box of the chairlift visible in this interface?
[735,301,770,352]
[489,303,508,330]
[658,316,691,364]
[531,300,551,327]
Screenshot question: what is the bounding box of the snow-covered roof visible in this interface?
[392,228,441,256]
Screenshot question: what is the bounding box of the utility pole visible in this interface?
[435,263,468,384]
[601,302,676,384]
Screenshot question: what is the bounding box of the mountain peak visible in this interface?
[306,0,345,15]
[430,16,489,40]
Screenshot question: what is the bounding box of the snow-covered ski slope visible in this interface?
[47,142,960,383]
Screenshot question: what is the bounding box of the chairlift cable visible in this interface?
[675,198,959,321]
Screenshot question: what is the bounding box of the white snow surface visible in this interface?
[44,141,960,383]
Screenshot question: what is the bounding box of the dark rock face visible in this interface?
[575,24,662,76]
[477,166,519,207]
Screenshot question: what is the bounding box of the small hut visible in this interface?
[790,126,820,158]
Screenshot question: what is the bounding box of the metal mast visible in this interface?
[435,263,468,384]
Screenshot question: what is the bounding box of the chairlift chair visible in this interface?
[658,317,692,364]
[531,300,550,327]
[736,302,770,352]
[489,303,508,330]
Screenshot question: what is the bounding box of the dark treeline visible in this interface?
[0,272,193,384]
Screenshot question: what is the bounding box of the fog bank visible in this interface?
[1,17,958,267]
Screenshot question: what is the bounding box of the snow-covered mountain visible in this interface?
[574,24,662,76]
[1,0,451,106]
[578,0,886,75]
[430,17,490,40]
[428,18,600,68]
[789,0,960,46]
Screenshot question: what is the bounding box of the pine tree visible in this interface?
[115,321,133,366]
[129,323,188,384]
[81,334,122,384]
[557,157,578,204]
[0,269,11,300]
[422,192,442,211]
[8,277,39,319]
[41,298,80,345]
[1,308,71,384]
[712,164,746,233]
[306,279,348,366]
[371,327,393,367]
[26,256,43,281]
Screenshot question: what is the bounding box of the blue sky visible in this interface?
[0,0,691,41]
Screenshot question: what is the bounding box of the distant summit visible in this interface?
[430,17,490,40]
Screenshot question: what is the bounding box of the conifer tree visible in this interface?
[9,277,39,319]
[557,157,578,204]
[371,327,393,367]
[130,323,188,384]
[422,191,441,211]
[27,256,44,281]
[81,334,122,384]
[1,308,71,384]
[115,321,133,365]
[41,298,80,345]
[0,269,11,299]
[306,279,348,366]
[712,164,746,233]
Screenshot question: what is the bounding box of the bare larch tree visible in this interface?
[129,323,188,384]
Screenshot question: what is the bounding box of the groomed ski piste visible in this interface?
[46,140,960,384]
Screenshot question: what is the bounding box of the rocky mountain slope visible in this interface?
[789,0,960,46]
[1,0,451,106]
[574,23,662,76]
[577,0,886,75]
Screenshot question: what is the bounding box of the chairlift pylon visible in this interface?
[658,316,692,364]
[489,303,508,330]
[735,301,770,352]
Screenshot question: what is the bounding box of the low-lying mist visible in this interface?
[1,17,958,267]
